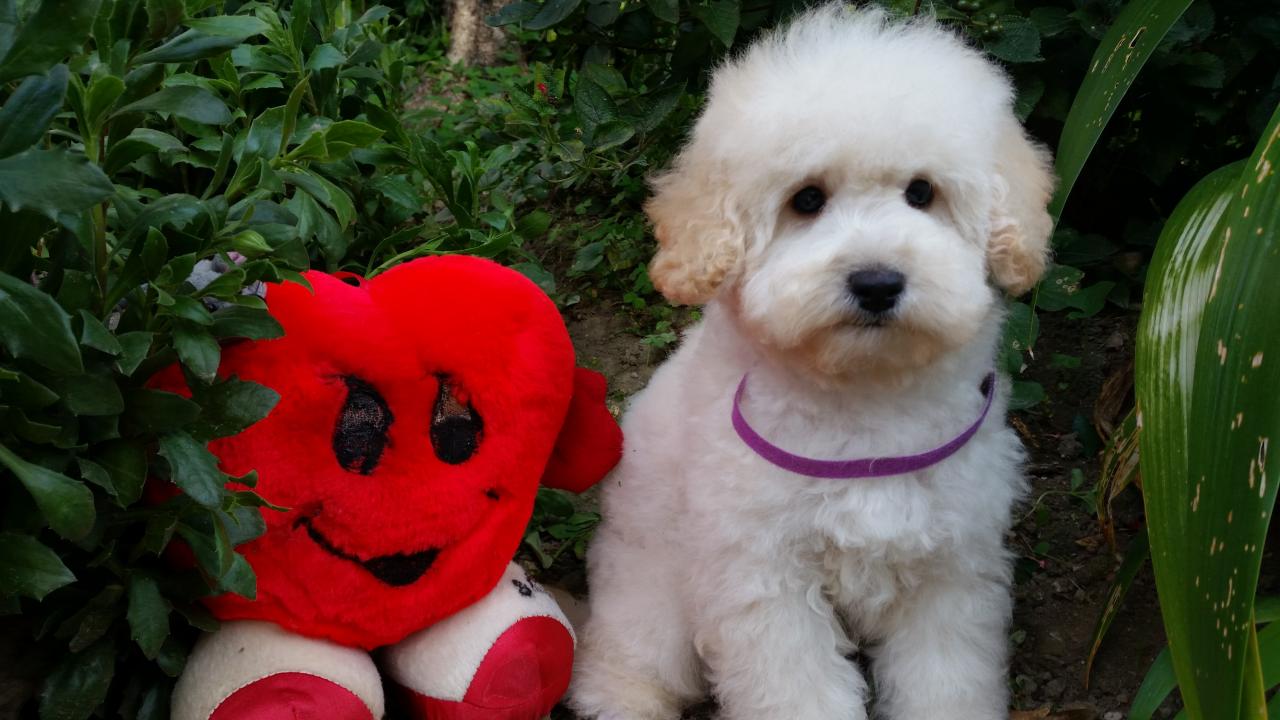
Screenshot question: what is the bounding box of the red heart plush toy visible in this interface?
[159,256,622,720]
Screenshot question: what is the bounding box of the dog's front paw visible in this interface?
[568,668,683,720]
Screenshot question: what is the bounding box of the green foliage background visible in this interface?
[0,0,1276,717]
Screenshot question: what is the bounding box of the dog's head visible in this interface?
[647,6,1054,378]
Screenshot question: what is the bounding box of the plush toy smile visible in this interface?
[295,515,440,586]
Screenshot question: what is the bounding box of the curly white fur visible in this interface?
[569,6,1054,720]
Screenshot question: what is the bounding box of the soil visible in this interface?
[544,296,1174,720]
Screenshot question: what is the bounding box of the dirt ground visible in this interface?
[547,296,1174,720]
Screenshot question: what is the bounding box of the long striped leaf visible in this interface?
[1137,98,1280,720]
[1049,0,1194,221]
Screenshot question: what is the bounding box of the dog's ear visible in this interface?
[987,119,1056,296]
[645,155,746,305]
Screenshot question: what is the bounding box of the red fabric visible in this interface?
[541,368,623,493]
[209,672,374,720]
[150,256,622,648]
[400,616,574,720]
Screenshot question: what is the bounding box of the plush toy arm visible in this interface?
[540,368,623,493]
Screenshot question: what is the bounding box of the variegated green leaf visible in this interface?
[1137,101,1280,719]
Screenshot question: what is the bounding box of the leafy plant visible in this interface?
[523,487,602,569]
[0,1,519,716]
[1134,102,1280,718]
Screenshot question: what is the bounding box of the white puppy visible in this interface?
[569,6,1054,720]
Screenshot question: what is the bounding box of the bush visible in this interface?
[0,1,527,716]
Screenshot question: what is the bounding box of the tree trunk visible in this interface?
[447,0,511,66]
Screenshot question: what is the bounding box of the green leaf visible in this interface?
[146,0,185,39]
[512,262,556,294]
[199,267,245,300]
[0,0,101,84]
[61,585,123,652]
[589,119,633,150]
[0,444,95,540]
[240,73,283,91]
[124,388,201,434]
[115,331,153,376]
[5,407,64,443]
[280,167,354,227]
[112,84,233,125]
[693,0,738,47]
[646,0,678,23]
[161,295,213,325]
[189,378,279,442]
[38,638,114,720]
[1137,105,1280,720]
[104,128,185,175]
[305,42,345,72]
[127,575,169,659]
[574,77,617,131]
[55,372,124,415]
[0,271,84,373]
[1008,379,1046,410]
[983,15,1042,63]
[172,322,220,383]
[83,73,125,131]
[0,532,75,600]
[1029,6,1072,37]
[289,190,344,261]
[210,305,283,340]
[571,241,606,274]
[134,28,242,64]
[1049,0,1195,221]
[93,440,147,506]
[634,83,683,133]
[243,105,286,160]
[185,14,268,37]
[200,131,234,199]
[0,371,59,409]
[177,513,255,597]
[280,72,310,153]
[77,310,121,355]
[0,147,114,222]
[157,431,224,508]
[524,0,581,30]
[516,210,552,241]
[320,120,383,156]
[0,64,68,158]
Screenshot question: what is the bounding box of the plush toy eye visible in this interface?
[904,178,934,209]
[333,376,393,475]
[431,375,483,464]
[790,185,826,215]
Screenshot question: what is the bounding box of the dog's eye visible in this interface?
[790,186,826,215]
[904,178,933,209]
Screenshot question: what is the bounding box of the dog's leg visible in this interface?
[869,569,1011,720]
[569,521,704,720]
[693,551,868,720]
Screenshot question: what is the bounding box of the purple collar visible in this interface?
[731,372,996,479]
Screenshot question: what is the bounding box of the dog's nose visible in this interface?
[847,269,906,314]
